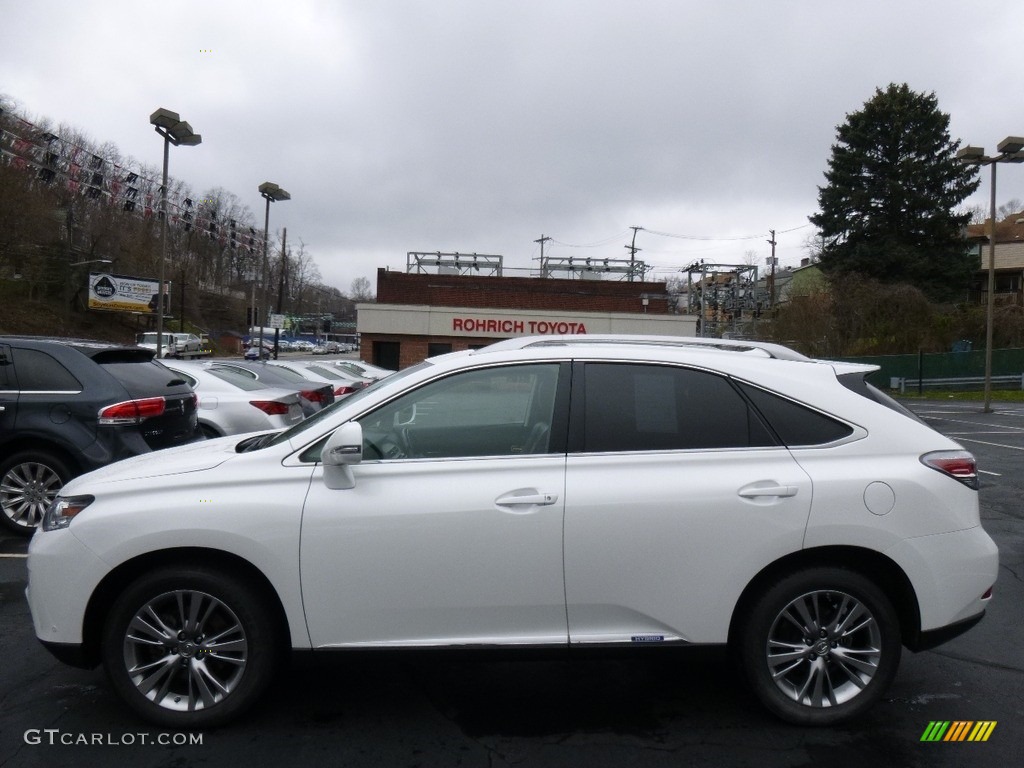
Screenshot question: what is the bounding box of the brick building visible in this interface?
[358,268,697,369]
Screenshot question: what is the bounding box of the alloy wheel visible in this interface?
[0,461,63,530]
[765,589,882,708]
[122,589,249,712]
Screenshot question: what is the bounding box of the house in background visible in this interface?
[965,211,1024,306]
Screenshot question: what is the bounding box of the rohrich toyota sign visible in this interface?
[358,304,695,341]
[451,317,588,335]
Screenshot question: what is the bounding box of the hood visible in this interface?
[61,433,256,493]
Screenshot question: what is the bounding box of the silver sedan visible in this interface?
[163,361,304,437]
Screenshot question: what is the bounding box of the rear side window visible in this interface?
[99,360,190,398]
[206,368,270,391]
[12,348,82,392]
[211,364,258,381]
[737,382,854,446]
[582,363,776,452]
[837,373,926,425]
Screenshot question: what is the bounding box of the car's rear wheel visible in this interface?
[102,566,281,728]
[738,567,901,725]
[0,450,71,535]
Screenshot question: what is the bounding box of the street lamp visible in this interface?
[258,181,290,354]
[957,136,1024,413]
[150,108,201,359]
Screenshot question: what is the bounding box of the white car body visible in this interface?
[27,336,998,727]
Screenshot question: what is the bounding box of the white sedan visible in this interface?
[27,335,998,729]
[163,361,304,436]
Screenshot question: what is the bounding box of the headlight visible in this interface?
[42,496,94,532]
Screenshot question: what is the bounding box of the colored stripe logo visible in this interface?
[920,721,996,742]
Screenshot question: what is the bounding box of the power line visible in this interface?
[644,223,811,242]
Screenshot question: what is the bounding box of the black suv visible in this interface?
[0,337,200,534]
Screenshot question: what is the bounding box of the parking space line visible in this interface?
[979,470,1002,476]
[0,554,27,559]
[943,431,1024,436]
[921,417,1024,433]
[957,437,1024,452]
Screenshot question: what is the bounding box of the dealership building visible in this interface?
[357,264,697,369]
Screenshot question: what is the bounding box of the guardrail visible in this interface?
[891,374,1024,394]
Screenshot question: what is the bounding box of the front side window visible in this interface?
[582,363,776,452]
[358,363,561,460]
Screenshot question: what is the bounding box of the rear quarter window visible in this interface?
[736,382,854,446]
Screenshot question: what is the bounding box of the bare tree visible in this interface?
[350,276,374,302]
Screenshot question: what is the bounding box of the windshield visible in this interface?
[265,362,430,448]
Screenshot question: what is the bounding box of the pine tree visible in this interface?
[810,84,981,301]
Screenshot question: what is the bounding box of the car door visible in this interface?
[0,344,17,437]
[300,361,571,648]
[563,362,814,646]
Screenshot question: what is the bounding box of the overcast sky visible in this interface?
[3,0,1023,294]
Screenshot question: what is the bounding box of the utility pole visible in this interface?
[534,234,552,277]
[766,229,777,309]
[274,227,287,359]
[625,226,643,282]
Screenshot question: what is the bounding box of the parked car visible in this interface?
[329,360,395,381]
[136,332,203,358]
[267,360,370,397]
[26,335,998,728]
[134,332,176,357]
[162,361,304,437]
[205,360,335,417]
[0,336,200,535]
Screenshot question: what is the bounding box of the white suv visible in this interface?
[27,335,998,728]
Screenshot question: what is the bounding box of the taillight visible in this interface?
[301,389,325,403]
[334,385,356,396]
[250,400,290,415]
[98,397,166,425]
[921,450,978,490]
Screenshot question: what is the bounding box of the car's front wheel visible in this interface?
[102,566,281,728]
[738,567,901,725]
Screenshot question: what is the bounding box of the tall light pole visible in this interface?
[150,108,201,359]
[957,137,1024,413]
[257,182,290,354]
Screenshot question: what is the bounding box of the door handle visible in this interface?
[737,484,798,498]
[495,491,559,508]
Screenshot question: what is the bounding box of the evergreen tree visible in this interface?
[810,84,981,301]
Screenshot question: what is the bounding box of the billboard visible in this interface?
[87,272,169,314]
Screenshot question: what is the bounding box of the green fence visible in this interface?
[838,348,1024,389]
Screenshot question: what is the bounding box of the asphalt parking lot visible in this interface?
[0,399,1021,768]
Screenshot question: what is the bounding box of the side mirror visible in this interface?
[323,421,363,466]
[322,421,362,490]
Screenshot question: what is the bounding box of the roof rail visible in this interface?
[482,335,811,361]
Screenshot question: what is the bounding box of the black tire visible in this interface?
[200,424,220,439]
[0,450,72,535]
[102,565,281,729]
[737,567,902,726]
